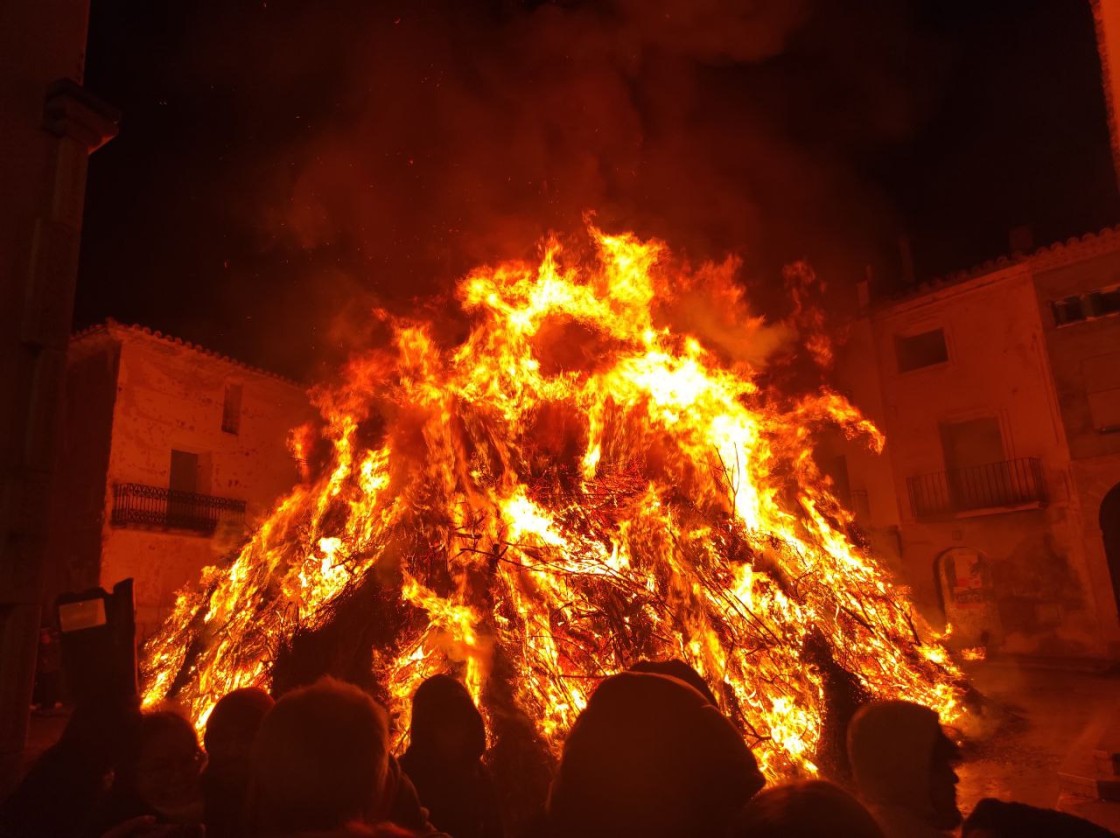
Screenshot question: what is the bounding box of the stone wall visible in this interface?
[97,327,311,639]
[1034,250,1120,459]
[854,268,1102,654]
[43,332,120,610]
[1033,250,1120,649]
[829,315,906,576]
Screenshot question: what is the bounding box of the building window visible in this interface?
[818,454,852,506]
[894,328,948,373]
[850,488,871,520]
[170,450,199,493]
[940,417,1005,473]
[1051,284,1120,327]
[222,383,243,434]
[1052,295,1086,326]
[1088,287,1120,318]
[938,417,1020,511]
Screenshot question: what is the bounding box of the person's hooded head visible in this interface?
[127,710,205,822]
[204,687,275,837]
[847,701,961,832]
[728,780,885,838]
[547,671,764,837]
[628,659,720,707]
[406,674,486,766]
[249,677,390,836]
[60,699,142,774]
[205,687,274,769]
[962,797,1116,838]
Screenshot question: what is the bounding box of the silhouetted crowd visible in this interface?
[2,661,1115,837]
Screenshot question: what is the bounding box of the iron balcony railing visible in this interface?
[907,457,1047,519]
[111,482,246,535]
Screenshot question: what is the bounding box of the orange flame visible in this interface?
[142,226,962,776]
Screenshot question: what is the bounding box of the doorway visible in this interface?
[168,449,199,527]
[1102,483,1120,619]
[940,417,1006,509]
[935,547,1000,648]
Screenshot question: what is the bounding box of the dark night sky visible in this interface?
[76,1,1120,379]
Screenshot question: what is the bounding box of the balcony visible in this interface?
[906,457,1047,520]
[111,482,246,536]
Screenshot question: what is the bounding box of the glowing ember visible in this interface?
[142,226,963,778]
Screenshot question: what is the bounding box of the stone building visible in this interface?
[0,0,118,787]
[45,321,312,640]
[823,2,1120,658]
[837,230,1120,657]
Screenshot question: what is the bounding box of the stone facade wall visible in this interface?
[835,236,1120,657]
[1070,456,1120,649]
[63,325,312,640]
[43,332,120,609]
[829,316,905,575]
[848,269,1102,654]
[1034,250,1120,459]
[1033,250,1120,648]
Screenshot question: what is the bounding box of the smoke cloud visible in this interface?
[83,0,939,378]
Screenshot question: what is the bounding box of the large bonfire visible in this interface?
[142,226,962,780]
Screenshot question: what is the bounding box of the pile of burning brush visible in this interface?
[141,226,967,818]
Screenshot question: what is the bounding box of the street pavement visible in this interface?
[957,658,1120,830]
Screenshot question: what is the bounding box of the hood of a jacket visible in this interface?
[847,701,942,819]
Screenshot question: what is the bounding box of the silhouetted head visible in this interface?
[130,710,205,821]
[59,700,142,772]
[629,659,720,707]
[847,700,961,831]
[962,797,1115,838]
[204,687,274,768]
[249,677,390,835]
[728,780,885,838]
[204,688,275,837]
[548,671,764,837]
[407,674,485,764]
